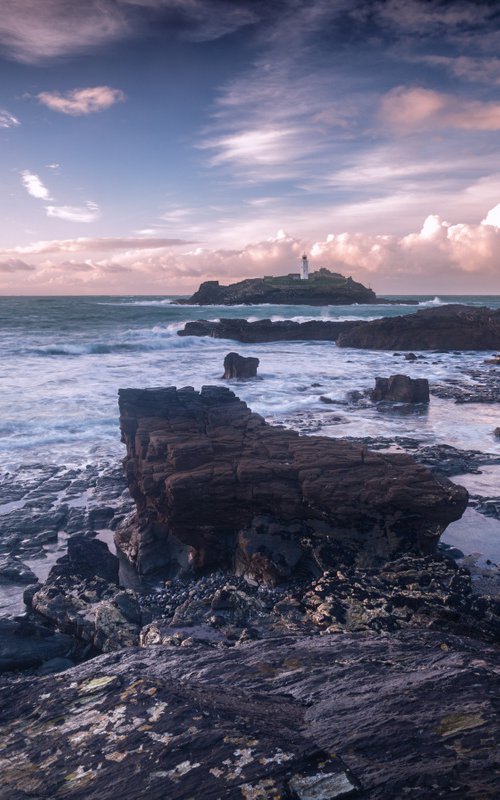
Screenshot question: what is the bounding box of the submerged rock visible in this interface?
[116,386,467,579]
[1,630,498,799]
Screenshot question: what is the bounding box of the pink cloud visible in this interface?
[37,86,125,115]
[381,86,500,131]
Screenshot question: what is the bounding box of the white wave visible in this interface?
[97,298,175,306]
[418,296,447,307]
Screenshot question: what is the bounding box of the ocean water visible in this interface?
[0,294,499,613]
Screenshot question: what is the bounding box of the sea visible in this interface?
[1,294,499,614]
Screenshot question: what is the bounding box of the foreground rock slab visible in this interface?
[116,386,467,578]
[337,305,500,350]
[1,631,498,799]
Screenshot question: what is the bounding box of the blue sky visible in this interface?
[1,0,500,294]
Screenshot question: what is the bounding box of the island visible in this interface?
[176,267,378,306]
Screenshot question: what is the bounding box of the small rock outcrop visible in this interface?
[116,386,467,579]
[176,268,377,306]
[337,304,500,350]
[178,317,360,342]
[372,374,430,403]
[223,351,259,379]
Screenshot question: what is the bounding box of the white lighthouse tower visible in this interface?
[301,253,309,280]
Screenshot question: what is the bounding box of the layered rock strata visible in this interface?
[116,386,467,579]
[1,631,499,799]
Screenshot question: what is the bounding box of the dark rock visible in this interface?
[0,617,74,672]
[1,631,498,799]
[494,427,500,438]
[177,268,377,306]
[223,351,259,379]
[178,317,360,343]
[50,534,119,584]
[36,656,75,675]
[337,305,500,350]
[116,386,467,579]
[0,556,37,584]
[372,374,430,403]
[404,352,418,360]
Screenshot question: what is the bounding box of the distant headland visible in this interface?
[176,261,384,306]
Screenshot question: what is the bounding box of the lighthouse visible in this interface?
[301,253,309,280]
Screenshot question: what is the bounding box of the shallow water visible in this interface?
[0,293,499,614]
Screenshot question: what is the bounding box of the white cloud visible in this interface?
[45,202,100,223]
[0,0,129,63]
[20,170,51,200]
[0,109,20,128]
[4,204,500,294]
[37,86,126,115]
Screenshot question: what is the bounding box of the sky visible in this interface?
[1,0,500,295]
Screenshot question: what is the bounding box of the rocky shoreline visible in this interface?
[1,382,499,798]
[178,304,500,350]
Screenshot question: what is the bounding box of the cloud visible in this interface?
[37,86,126,115]
[0,0,267,63]
[0,259,35,272]
[10,236,194,256]
[0,109,20,128]
[21,170,52,200]
[0,0,129,63]
[380,86,500,131]
[45,202,100,223]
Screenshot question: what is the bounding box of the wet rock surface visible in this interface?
[116,386,467,578]
[337,305,500,350]
[372,374,430,403]
[0,617,75,672]
[1,630,499,799]
[223,351,260,379]
[178,317,360,342]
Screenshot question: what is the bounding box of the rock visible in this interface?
[222,351,259,379]
[176,268,377,306]
[31,572,143,653]
[50,534,119,584]
[404,352,418,360]
[1,630,498,799]
[36,657,75,675]
[372,375,430,403]
[0,617,74,672]
[484,354,500,365]
[337,305,500,350]
[178,317,360,343]
[0,556,37,584]
[116,386,467,579]
[494,428,500,438]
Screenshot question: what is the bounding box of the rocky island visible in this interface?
[176,267,378,306]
